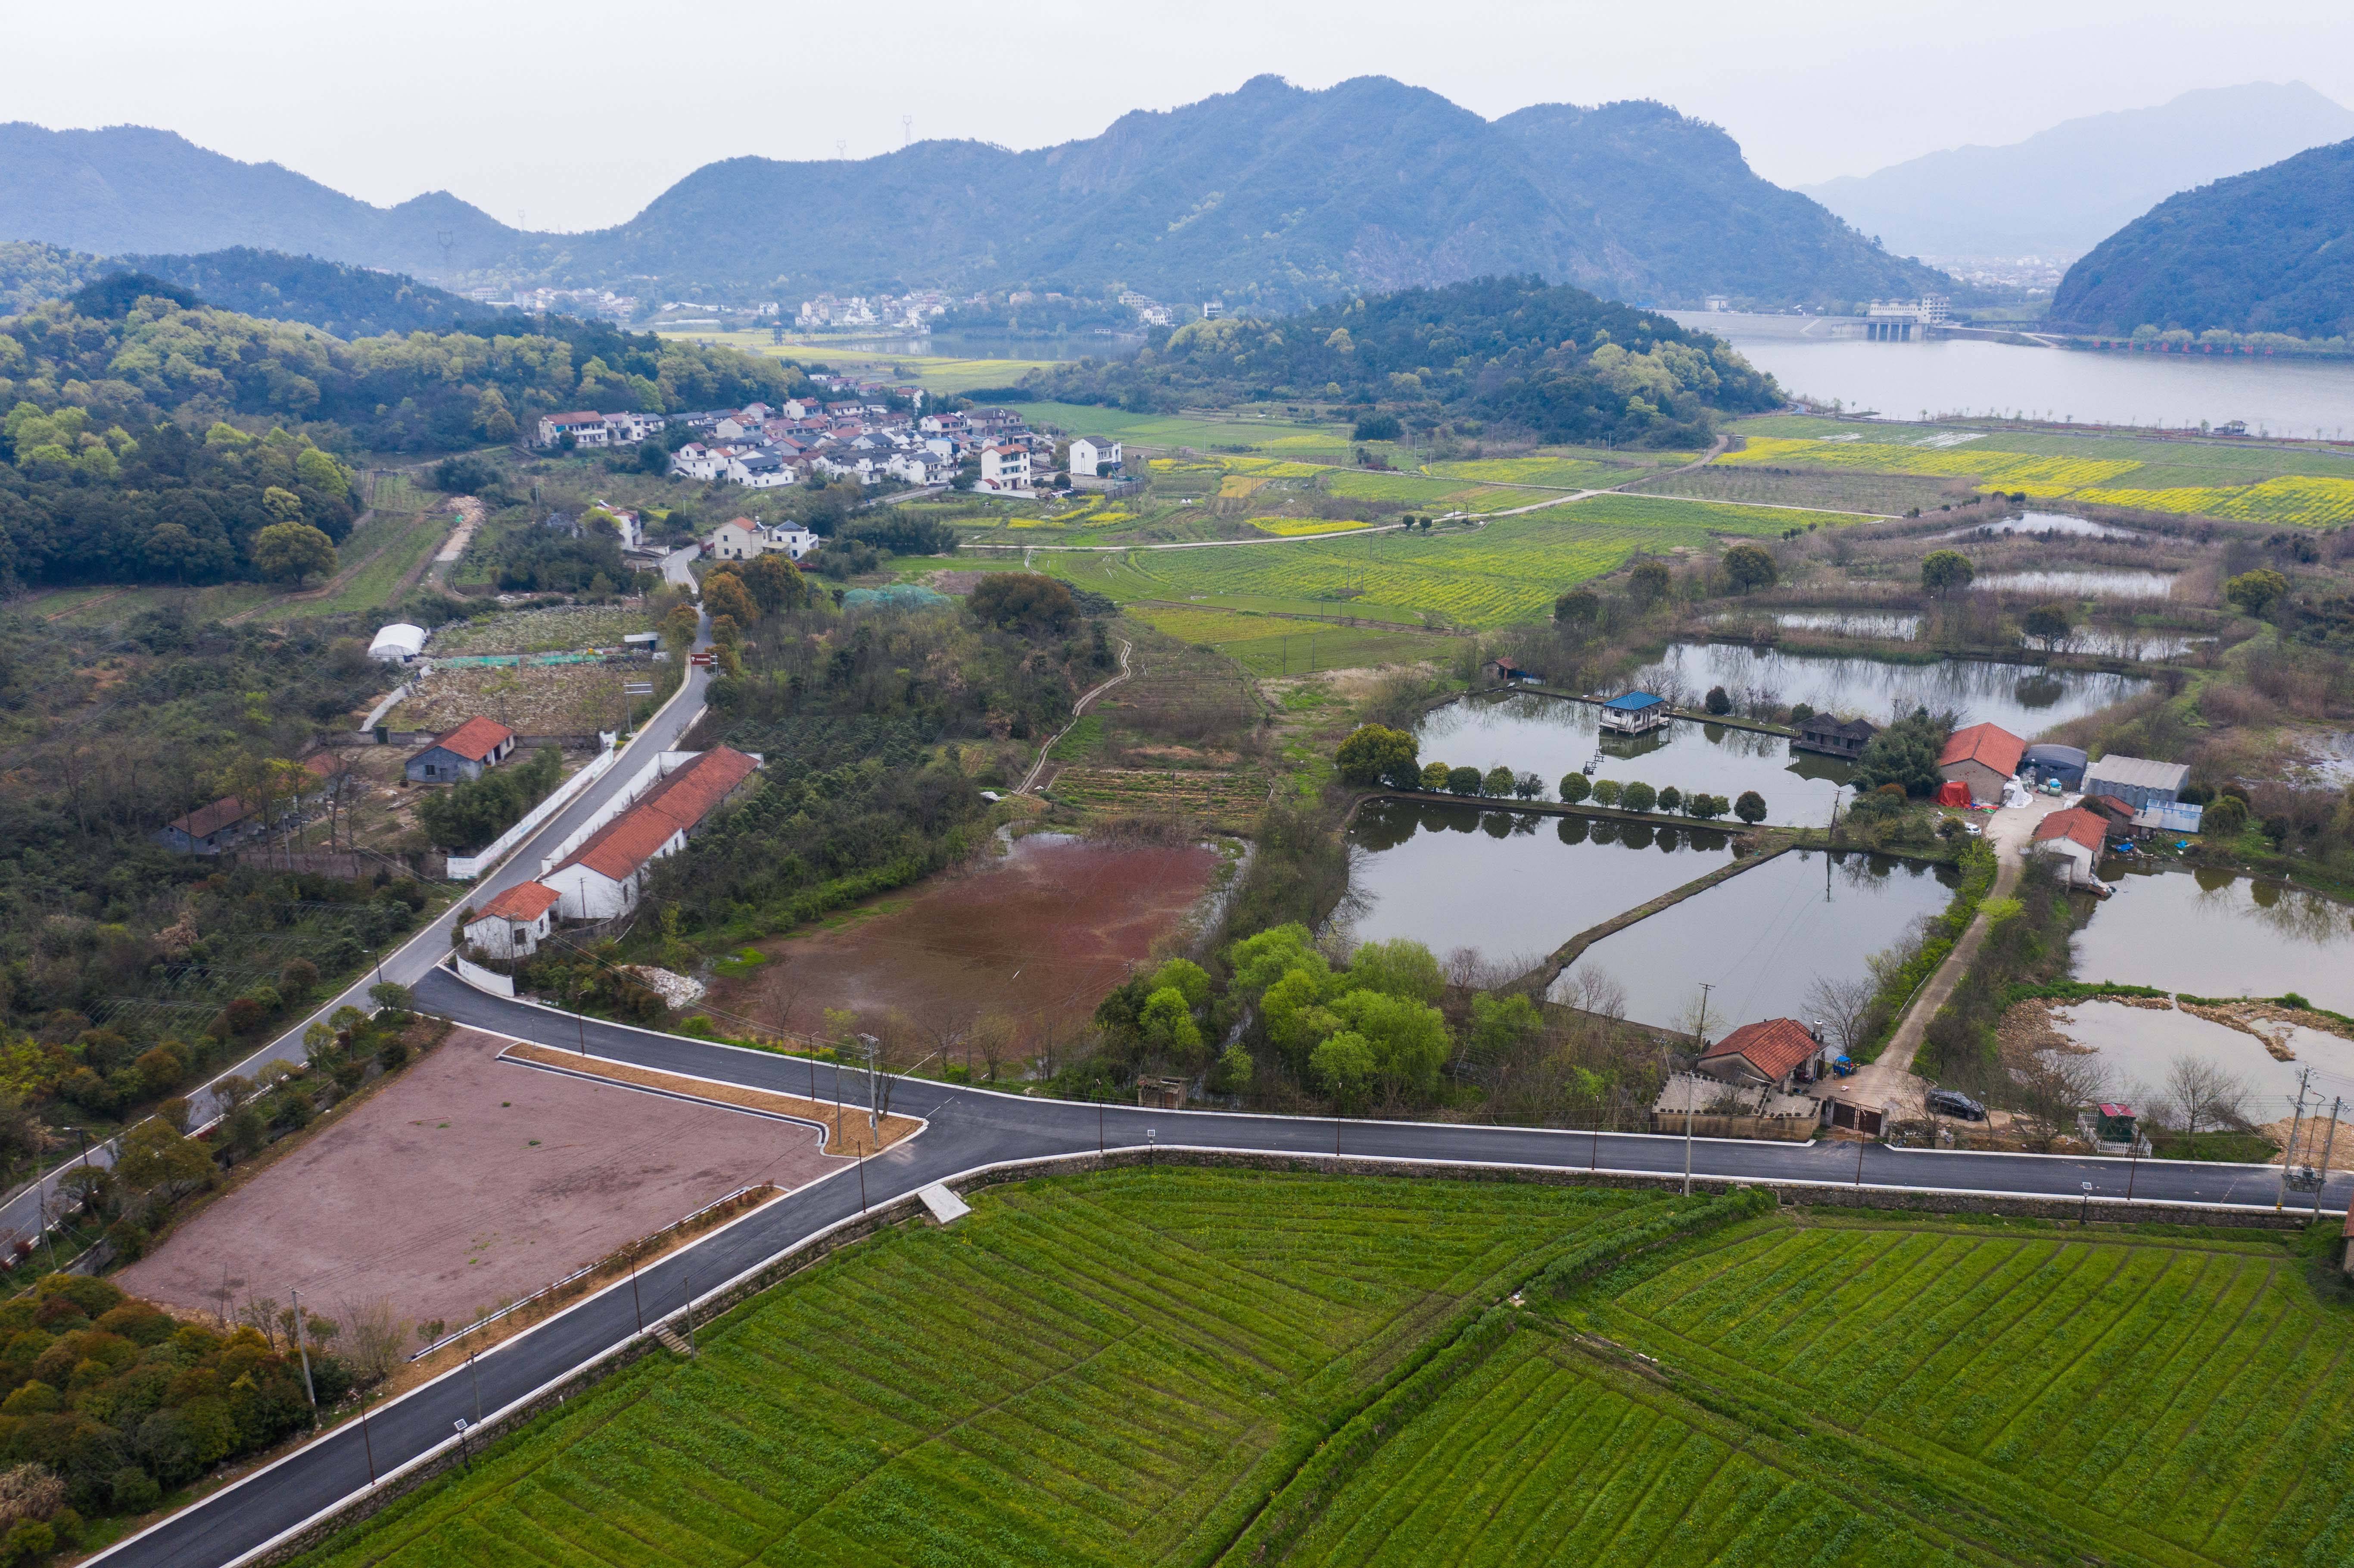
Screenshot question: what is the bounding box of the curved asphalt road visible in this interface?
[97,963,2352,1567]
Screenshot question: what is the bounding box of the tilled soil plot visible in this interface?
[117,1028,842,1332]
[392,660,637,734]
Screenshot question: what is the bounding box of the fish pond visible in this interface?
[1972,569,2178,600]
[1340,797,1737,970]
[2074,862,2354,1016]
[1623,642,2151,733]
[1554,848,1964,1032]
[1415,690,1851,827]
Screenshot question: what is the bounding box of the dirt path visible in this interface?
[1847,797,2062,1110]
[1019,637,1132,793]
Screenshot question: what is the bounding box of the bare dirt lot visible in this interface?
[389,659,638,734]
[707,833,1225,1055]
[118,1028,843,1333]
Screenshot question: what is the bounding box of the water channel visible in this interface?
[1554,849,1963,1033]
[1622,644,2150,733]
[1669,311,2354,437]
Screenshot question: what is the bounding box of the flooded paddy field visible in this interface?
[1417,690,1853,827]
[1553,848,1962,1031]
[704,833,1226,1049]
[1341,797,1738,967]
[1627,642,2149,733]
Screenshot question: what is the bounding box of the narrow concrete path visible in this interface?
[1017,638,1132,793]
[1848,796,2063,1110]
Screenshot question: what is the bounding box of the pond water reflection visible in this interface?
[1341,796,1738,969]
[1554,848,1963,1031]
[1974,569,2177,599]
[1416,691,1851,827]
[2074,862,2354,1015]
[1624,644,2149,734]
[1937,511,2141,541]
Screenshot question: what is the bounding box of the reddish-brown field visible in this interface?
[709,833,1223,1054]
[118,1028,841,1333]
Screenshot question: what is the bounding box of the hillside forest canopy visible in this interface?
[1018,276,1780,448]
[0,289,811,589]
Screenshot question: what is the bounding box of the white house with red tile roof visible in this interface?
[406,716,517,783]
[1697,1018,1830,1092]
[464,880,562,958]
[1937,722,2028,805]
[540,747,760,918]
[2031,806,2110,887]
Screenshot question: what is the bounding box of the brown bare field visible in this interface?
[117,1028,842,1333]
[706,833,1224,1055]
[389,659,637,734]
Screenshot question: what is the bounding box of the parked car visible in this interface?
[1926,1087,1987,1121]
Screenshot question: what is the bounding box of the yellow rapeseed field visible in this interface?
[2071,475,2354,526]
[1248,517,1379,536]
[1721,436,2140,496]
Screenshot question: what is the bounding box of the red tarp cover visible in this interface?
[1936,780,1972,807]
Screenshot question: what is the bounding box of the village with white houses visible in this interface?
[536,373,1124,501]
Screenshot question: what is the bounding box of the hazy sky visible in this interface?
[11,0,2354,232]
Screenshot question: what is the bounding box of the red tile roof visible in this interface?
[171,795,254,839]
[554,747,759,883]
[474,880,562,921]
[427,716,517,763]
[1939,722,2027,777]
[2034,806,2108,853]
[2086,793,2136,821]
[1701,1018,1820,1082]
[303,751,350,778]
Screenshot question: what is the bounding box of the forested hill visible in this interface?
[0,289,805,589]
[119,249,521,339]
[5,80,1951,311]
[2050,138,2354,339]
[1021,277,1779,448]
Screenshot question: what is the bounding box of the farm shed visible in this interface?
[464,880,561,959]
[542,746,760,919]
[1698,1018,1831,1092]
[157,795,257,854]
[407,716,519,783]
[1937,722,2027,805]
[367,623,427,664]
[2031,806,2110,887]
[2082,754,2190,810]
[2022,743,2088,789]
[1599,691,1669,736]
[1795,714,1877,759]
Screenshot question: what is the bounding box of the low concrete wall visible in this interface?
[446,743,621,881]
[1647,1113,1817,1142]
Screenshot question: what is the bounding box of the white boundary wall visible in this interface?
[446,736,621,880]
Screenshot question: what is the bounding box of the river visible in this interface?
[1669,312,2354,439]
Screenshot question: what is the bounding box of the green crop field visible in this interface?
[296,1170,1658,1568]
[294,1179,2354,1568]
[1633,464,1959,516]
[1130,603,1457,674]
[1008,403,1355,458]
[1047,495,1812,629]
[1424,454,1638,488]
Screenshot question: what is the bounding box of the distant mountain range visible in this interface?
[0,80,1949,311]
[1803,82,2354,262]
[2050,137,2354,340]
[0,240,518,338]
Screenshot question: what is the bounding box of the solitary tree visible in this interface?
[1481,765,1515,798]
[2022,602,2074,651]
[1704,685,1732,715]
[1591,779,1623,807]
[2223,568,2289,617]
[1336,725,1419,788]
[1920,550,1976,597]
[1553,589,1600,625]
[1446,765,1483,796]
[1657,785,1683,812]
[1723,543,1777,592]
[1420,760,1451,793]
[1558,772,1591,805]
[1628,560,1672,606]
[1513,770,1544,801]
[1621,781,1657,813]
[1734,790,1768,824]
[252,521,336,584]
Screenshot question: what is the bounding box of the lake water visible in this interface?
[1670,312,2354,437]
[1938,511,2141,540]
[1416,690,1853,827]
[2049,1000,2353,1111]
[1341,796,1737,970]
[1553,848,1963,1032]
[1973,569,2177,600]
[2073,863,2354,1015]
[1625,643,2149,733]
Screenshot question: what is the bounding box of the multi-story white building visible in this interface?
[539,411,610,448]
[1068,436,1123,477]
[978,445,1032,494]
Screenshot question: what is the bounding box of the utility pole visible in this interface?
[2312,1097,2343,1222]
[682,1272,697,1357]
[2277,1068,2313,1211]
[1684,983,1713,1196]
[290,1288,318,1412]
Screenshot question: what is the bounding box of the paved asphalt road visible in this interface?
[98,961,2353,1567]
[0,632,716,1254]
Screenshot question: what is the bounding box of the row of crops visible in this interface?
[301,1172,1656,1568]
[1045,765,1274,815]
[1723,432,2354,522]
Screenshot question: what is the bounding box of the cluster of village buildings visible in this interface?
[537,386,1123,501]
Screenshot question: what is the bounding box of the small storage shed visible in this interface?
[1794,714,1877,759]
[2031,806,2110,887]
[407,716,518,783]
[1599,691,1670,735]
[2082,754,2190,810]
[464,880,561,959]
[2022,743,2088,790]
[1938,722,2027,805]
[367,623,427,664]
